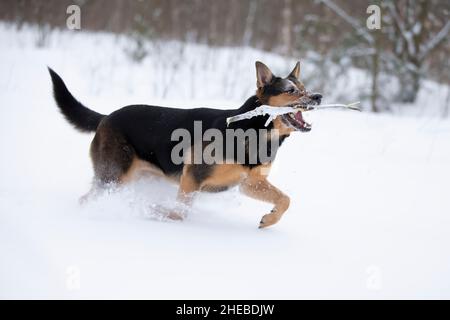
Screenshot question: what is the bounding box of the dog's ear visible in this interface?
[255,61,273,88]
[288,61,301,79]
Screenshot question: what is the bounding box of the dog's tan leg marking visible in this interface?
[80,157,168,203]
[123,157,186,220]
[240,165,290,228]
[200,164,248,190]
[119,157,170,184]
[177,168,199,205]
[169,165,200,220]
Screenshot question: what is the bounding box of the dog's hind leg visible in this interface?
[79,182,104,205]
[79,178,116,205]
[80,121,135,204]
[240,166,290,229]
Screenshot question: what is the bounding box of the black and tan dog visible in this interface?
[48,61,322,228]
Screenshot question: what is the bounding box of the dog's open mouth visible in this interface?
[282,111,312,132]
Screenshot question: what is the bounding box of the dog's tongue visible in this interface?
[294,112,304,123]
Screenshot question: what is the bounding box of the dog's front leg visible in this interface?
[240,173,290,229]
[169,165,200,220]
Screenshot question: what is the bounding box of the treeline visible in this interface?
[1,0,449,111]
[1,0,365,50]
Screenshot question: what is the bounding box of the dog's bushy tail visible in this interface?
[48,67,105,132]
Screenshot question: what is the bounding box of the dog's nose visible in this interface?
[311,93,322,103]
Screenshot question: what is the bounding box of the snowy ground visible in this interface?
[1,24,450,299]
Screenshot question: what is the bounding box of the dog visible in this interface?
[48,61,322,228]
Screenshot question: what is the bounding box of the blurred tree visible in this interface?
[384,0,450,103]
[317,0,449,108]
[1,0,448,111]
[319,0,384,112]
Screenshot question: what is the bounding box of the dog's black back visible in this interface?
[105,97,275,175]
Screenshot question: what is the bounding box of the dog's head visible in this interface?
[255,61,321,132]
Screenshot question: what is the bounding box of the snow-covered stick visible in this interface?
[226,105,299,127]
[226,102,361,127]
[309,101,361,111]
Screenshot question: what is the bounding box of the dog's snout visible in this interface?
[311,93,322,101]
[310,93,322,104]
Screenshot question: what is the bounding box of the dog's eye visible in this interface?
[286,88,296,94]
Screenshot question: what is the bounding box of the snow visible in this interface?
[1,24,450,299]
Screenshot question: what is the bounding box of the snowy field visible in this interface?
[1,24,450,299]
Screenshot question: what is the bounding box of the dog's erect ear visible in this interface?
[289,61,301,79]
[255,61,273,88]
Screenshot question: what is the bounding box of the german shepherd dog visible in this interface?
[48,61,322,228]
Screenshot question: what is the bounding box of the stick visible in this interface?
[226,101,361,126]
[308,101,361,111]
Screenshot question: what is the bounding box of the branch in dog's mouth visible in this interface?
[226,102,361,130]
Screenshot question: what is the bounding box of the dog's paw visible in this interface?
[79,193,95,206]
[258,213,280,229]
[149,204,185,221]
[167,211,185,221]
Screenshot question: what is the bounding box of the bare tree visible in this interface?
[242,0,257,46]
[281,0,293,56]
[318,0,382,112]
[385,0,450,103]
